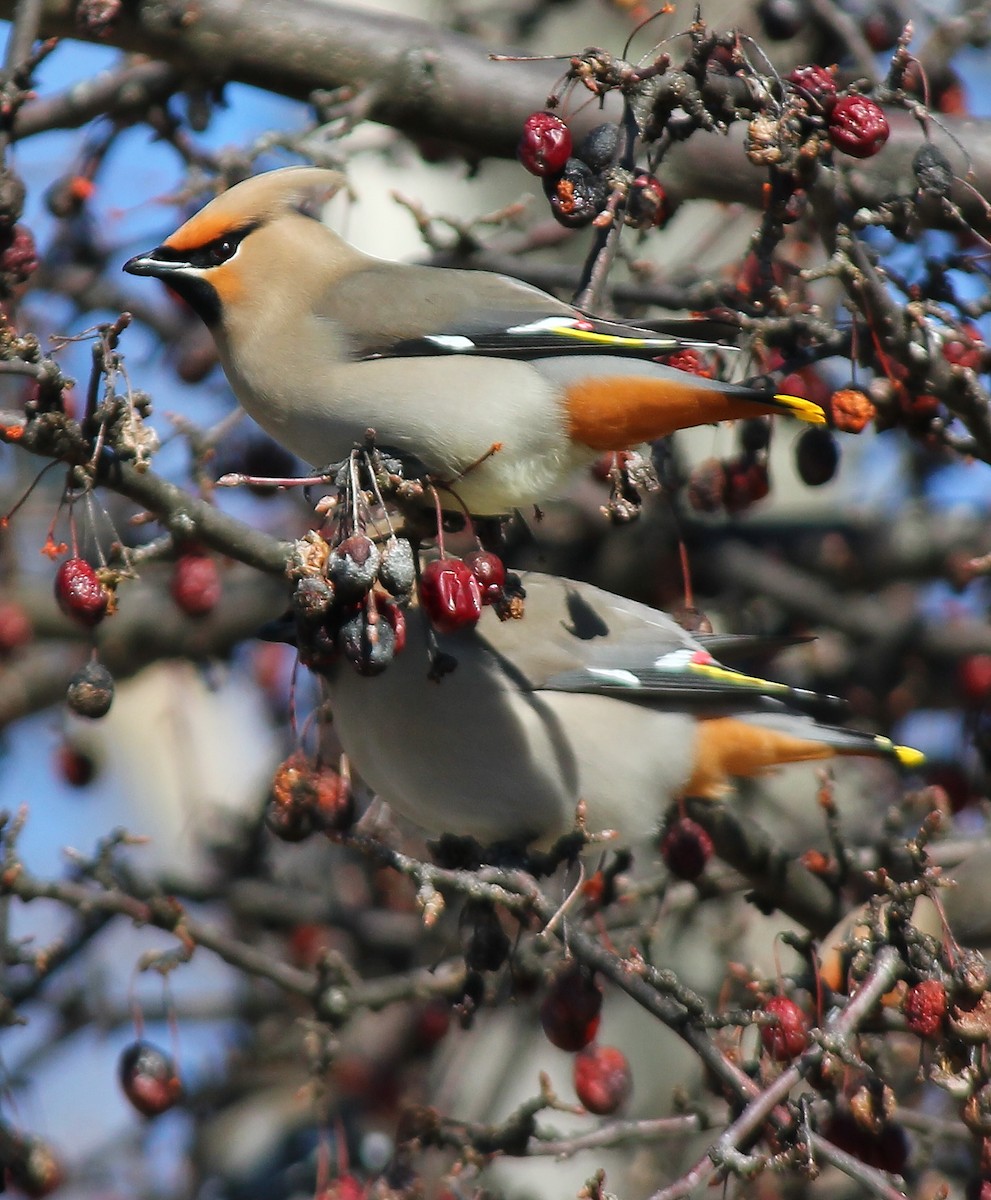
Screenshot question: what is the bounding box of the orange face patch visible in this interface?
[684,717,835,798]
[565,378,781,450]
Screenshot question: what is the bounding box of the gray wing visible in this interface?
[320,261,725,361]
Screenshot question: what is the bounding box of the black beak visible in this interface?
[123,249,186,277]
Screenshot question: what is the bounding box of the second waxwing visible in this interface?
[124,167,825,516]
[320,571,921,848]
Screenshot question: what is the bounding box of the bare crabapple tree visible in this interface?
[1,0,991,1198]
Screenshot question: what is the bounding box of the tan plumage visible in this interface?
[323,572,921,848]
[125,167,825,516]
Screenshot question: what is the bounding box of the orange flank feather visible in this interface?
[565,378,821,451]
[684,717,835,798]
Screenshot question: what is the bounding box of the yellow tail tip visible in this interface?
[894,744,926,769]
[773,393,827,425]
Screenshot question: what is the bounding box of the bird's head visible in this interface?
[123,167,351,325]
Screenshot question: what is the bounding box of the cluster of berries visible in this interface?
[518,113,667,230]
[290,527,517,679]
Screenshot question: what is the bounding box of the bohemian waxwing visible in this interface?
[320,571,922,848]
[124,167,826,516]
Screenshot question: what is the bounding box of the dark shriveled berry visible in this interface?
[5,1133,64,1197]
[66,661,115,718]
[337,605,397,676]
[544,158,609,228]
[378,537,416,598]
[574,1044,633,1114]
[327,535,381,604]
[293,575,335,625]
[660,816,713,880]
[540,962,602,1051]
[119,1040,182,1117]
[795,426,840,486]
[575,122,620,172]
[756,0,809,39]
[518,111,573,177]
[828,95,889,159]
[55,557,109,627]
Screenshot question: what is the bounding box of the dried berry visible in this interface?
[756,0,808,39]
[575,122,620,172]
[540,962,603,1051]
[327,534,381,604]
[0,224,38,283]
[419,558,482,633]
[293,575,335,625]
[760,995,810,1060]
[55,557,109,627]
[738,416,772,455]
[337,604,397,676]
[686,458,728,513]
[786,64,838,108]
[119,1041,182,1117]
[914,144,954,200]
[660,816,713,880]
[828,95,889,159]
[959,655,991,704]
[378,537,416,598]
[626,171,668,228]
[544,158,609,228]
[903,979,947,1038]
[171,551,221,617]
[465,549,506,604]
[795,426,839,486]
[267,750,353,840]
[75,0,122,37]
[518,111,573,177]
[574,1044,633,1115]
[863,2,903,51]
[5,1133,64,1197]
[829,387,876,433]
[662,348,713,377]
[723,457,770,512]
[462,900,511,973]
[66,660,115,719]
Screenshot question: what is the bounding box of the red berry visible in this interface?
[662,348,713,377]
[56,742,96,787]
[786,64,838,108]
[419,558,482,633]
[518,112,573,177]
[540,962,603,1051]
[828,95,889,159]
[573,1044,633,1115]
[0,599,32,653]
[55,557,108,627]
[760,995,810,1060]
[660,816,713,880]
[171,551,221,616]
[723,457,770,512]
[119,1040,182,1117]
[959,655,991,705]
[1,224,38,283]
[862,3,903,52]
[942,324,985,371]
[903,979,947,1038]
[465,549,506,604]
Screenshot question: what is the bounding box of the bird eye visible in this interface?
[209,238,237,265]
